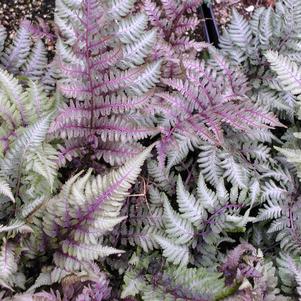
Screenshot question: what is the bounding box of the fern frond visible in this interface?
[122,30,157,66]
[0,25,6,55]
[22,39,47,81]
[54,0,158,166]
[259,7,273,47]
[228,8,252,48]
[0,116,51,179]
[177,176,206,228]
[0,177,15,202]
[162,194,194,244]
[23,80,55,123]
[117,13,148,44]
[21,197,45,219]
[265,50,301,95]
[0,68,27,126]
[25,144,59,191]
[220,155,249,188]
[198,144,223,186]
[0,239,17,283]
[154,234,189,266]
[197,173,218,210]
[109,0,136,20]
[0,220,31,234]
[42,145,153,272]
[0,20,32,73]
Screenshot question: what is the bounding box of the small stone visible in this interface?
[245,5,255,12]
[220,17,227,24]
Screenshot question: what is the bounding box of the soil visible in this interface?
[0,0,275,51]
[212,0,274,30]
[0,0,55,49]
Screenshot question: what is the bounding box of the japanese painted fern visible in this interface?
[51,0,160,167]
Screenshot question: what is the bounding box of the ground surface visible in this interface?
[0,0,54,45]
[0,0,274,48]
[212,0,274,30]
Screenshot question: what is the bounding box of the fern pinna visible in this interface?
[50,0,160,167]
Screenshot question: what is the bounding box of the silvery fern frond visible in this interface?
[277,253,301,297]
[219,3,301,120]
[0,67,28,127]
[22,40,48,81]
[265,50,301,95]
[109,0,136,20]
[122,252,229,301]
[138,173,256,266]
[0,178,15,203]
[0,20,52,83]
[0,67,59,206]
[227,8,252,49]
[0,68,56,157]
[39,145,153,272]
[0,20,32,74]
[0,116,51,180]
[52,0,160,167]
[154,51,281,168]
[0,239,18,290]
[24,144,59,192]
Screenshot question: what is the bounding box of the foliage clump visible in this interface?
[0,0,301,300]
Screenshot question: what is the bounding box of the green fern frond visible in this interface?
[0,116,51,179]
[25,144,59,191]
[0,177,15,202]
[41,145,154,272]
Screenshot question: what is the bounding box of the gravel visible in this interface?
[0,0,55,41]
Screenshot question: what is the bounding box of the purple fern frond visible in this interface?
[75,282,111,301]
[175,16,199,36]
[144,0,165,34]
[162,0,181,20]
[50,115,158,142]
[220,243,261,286]
[143,0,204,87]
[28,274,111,301]
[27,17,56,41]
[150,51,282,167]
[54,0,158,166]
[58,138,144,167]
